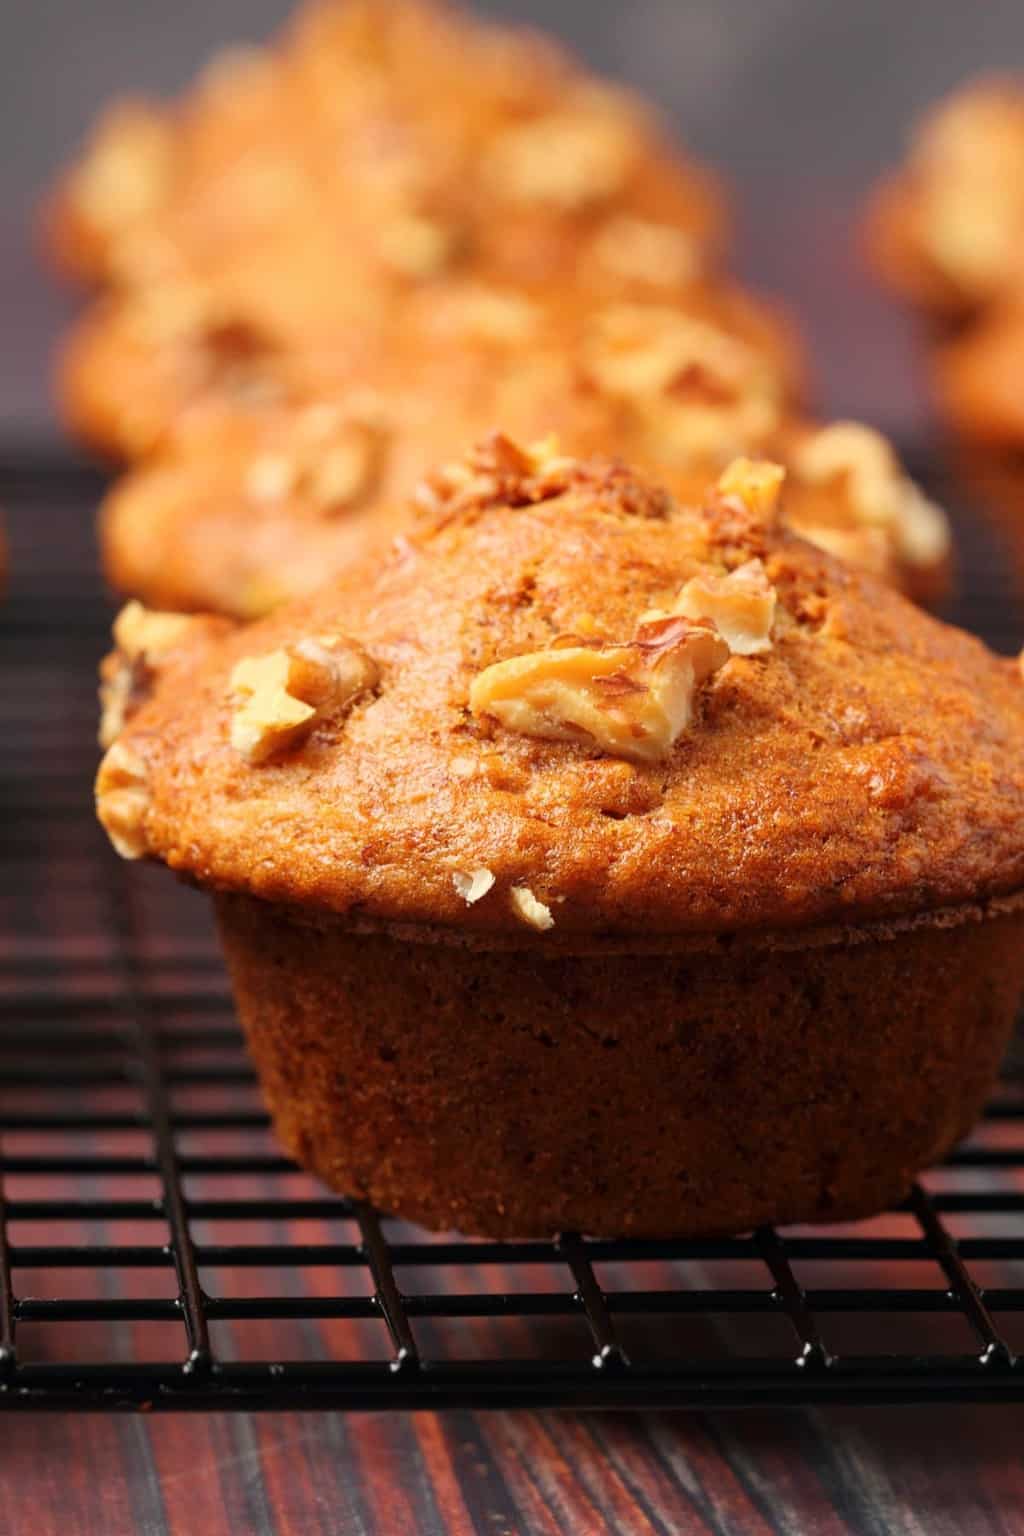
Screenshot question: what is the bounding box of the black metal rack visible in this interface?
[3,449,1024,1411]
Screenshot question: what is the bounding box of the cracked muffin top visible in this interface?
[96,443,1024,940]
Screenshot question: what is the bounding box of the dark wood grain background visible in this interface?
[6,1403,1024,1533]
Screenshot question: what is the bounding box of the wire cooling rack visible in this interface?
[2,448,1024,1411]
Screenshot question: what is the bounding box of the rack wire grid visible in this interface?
[3,446,1024,1412]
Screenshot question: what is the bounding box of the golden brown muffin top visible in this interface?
[97,443,1022,940]
[45,0,724,303]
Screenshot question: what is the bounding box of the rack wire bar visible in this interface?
[4,450,1024,1410]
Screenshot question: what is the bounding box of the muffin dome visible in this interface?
[97,442,1023,940]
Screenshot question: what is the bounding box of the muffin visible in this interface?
[47,0,726,461]
[59,250,801,462]
[95,443,1024,1237]
[867,78,1024,449]
[47,0,724,295]
[92,273,949,617]
[868,79,1024,318]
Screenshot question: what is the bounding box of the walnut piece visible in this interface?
[436,286,539,344]
[485,111,633,208]
[795,423,949,570]
[591,216,701,288]
[100,602,203,749]
[230,636,377,764]
[583,305,782,462]
[245,419,385,515]
[415,433,576,521]
[716,458,786,522]
[70,103,174,231]
[672,559,777,655]
[470,616,730,764]
[95,740,151,860]
[378,213,456,277]
[452,868,495,905]
[510,885,555,931]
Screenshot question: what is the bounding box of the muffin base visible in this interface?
[215,893,1024,1238]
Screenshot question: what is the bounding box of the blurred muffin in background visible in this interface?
[45,0,728,461]
[868,78,1024,450]
[95,285,945,618]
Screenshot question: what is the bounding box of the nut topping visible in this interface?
[510,885,555,931]
[716,458,786,522]
[470,615,730,764]
[69,103,173,232]
[229,636,377,764]
[485,111,634,209]
[245,419,385,515]
[794,423,949,570]
[673,559,777,656]
[378,213,456,277]
[591,216,701,288]
[95,740,151,860]
[452,868,495,905]
[414,433,577,521]
[99,602,204,748]
[583,306,782,462]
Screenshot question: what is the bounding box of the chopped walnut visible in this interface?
[893,483,951,568]
[415,433,577,521]
[307,430,382,512]
[591,216,701,288]
[435,287,539,344]
[716,458,786,523]
[229,636,378,764]
[452,868,496,905]
[99,602,203,748]
[130,282,212,344]
[470,616,729,764]
[378,213,456,277]
[510,885,555,931]
[245,420,385,515]
[69,102,174,232]
[795,423,949,570]
[246,454,297,504]
[672,559,777,656]
[583,305,782,462]
[95,740,151,860]
[485,111,634,208]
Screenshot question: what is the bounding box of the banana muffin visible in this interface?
[48,0,723,295]
[95,444,1024,1238]
[48,0,725,461]
[868,78,1024,448]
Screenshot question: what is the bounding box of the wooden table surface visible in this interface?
[8,1404,1024,1533]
